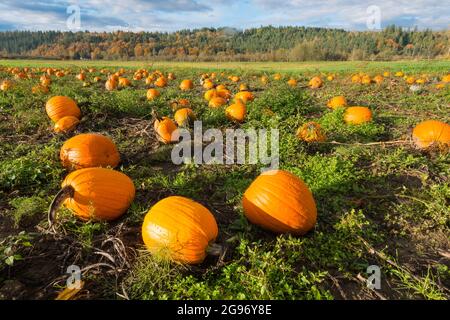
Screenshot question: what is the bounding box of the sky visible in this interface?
[0,0,448,32]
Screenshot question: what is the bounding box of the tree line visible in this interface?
[0,25,448,61]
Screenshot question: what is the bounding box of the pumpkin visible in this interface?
[118,77,131,87]
[273,73,282,81]
[93,76,101,83]
[204,89,217,101]
[406,76,416,84]
[225,101,246,123]
[442,74,450,83]
[76,73,86,81]
[48,167,135,224]
[216,89,232,100]
[260,75,269,85]
[242,170,317,235]
[435,83,446,90]
[327,75,335,81]
[361,75,372,85]
[309,76,323,89]
[54,116,79,133]
[31,84,49,94]
[231,76,240,83]
[60,133,120,170]
[287,78,297,87]
[105,78,118,91]
[174,108,196,127]
[146,88,160,100]
[167,72,176,80]
[209,97,227,108]
[40,75,51,86]
[234,91,254,104]
[395,71,404,77]
[154,116,178,144]
[344,107,373,125]
[180,79,194,91]
[415,78,426,84]
[203,80,215,90]
[0,80,13,91]
[170,98,190,111]
[296,122,326,142]
[327,96,347,110]
[216,84,227,91]
[45,96,81,122]
[373,75,384,84]
[239,83,249,91]
[412,120,450,150]
[383,71,391,77]
[155,77,168,88]
[141,196,219,264]
[351,75,362,83]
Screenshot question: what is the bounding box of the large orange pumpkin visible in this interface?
[154,117,178,144]
[327,96,347,110]
[60,133,120,170]
[141,196,219,264]
[343,107,373,125]
[242,170,317,235]
[54,116,79,133]
[154,77,167,88]
[179,79,194,91]
[412,120,450,150]
[225,102,246,123]
[174,108,196,127]
[45,96,81,122]
[209,97,227,108]
[146,88,160,100]
[234,91,254,104]
[309,76,323,89]
[48,167,135,224]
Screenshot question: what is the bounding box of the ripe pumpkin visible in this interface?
[40,76,51,86]
[209,97,227,108]
[234,91,254,104]
[204,89,217,101]
[154,116,178,144]
[406,76,416,84]
[296,122,326,142]
[287,78,298,87]
[141,196,219,264]
[383,71,391,77]
[327,96,347,110]
[45,96,81,122]
[180,79,194,91]
[239,83,249,91]
[395,71,404,77]
[309,76,323,89]
[344,107,373,125]
[242,170,317,235]
[54,116,79,133]
[373,75,384,84]
[351,75,362,83]
[60,133,120,170]
[174,108,196,127]
[154,77,167,88]
[147,88,161,100]
[32,84,49,94]
[230,76,240,82]
[361,75,372,85]
[167,72,176,81]
[105,78,118,91]
[260,76,269,85]
[76,73,86,81]
[412,120,450,150]
[118,77,131,87]
[442,74,450,83]
[273,73,282,81]
[48,167,135,224]
[0,80,13,91]
[216,89,232,100]
[225,101,246,123]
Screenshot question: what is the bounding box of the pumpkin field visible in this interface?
[0,60,449,300]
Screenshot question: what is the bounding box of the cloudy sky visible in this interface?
[0,0,448,32]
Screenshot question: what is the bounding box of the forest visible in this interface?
[0,25,448,61]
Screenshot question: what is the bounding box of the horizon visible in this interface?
[0,1,449,32]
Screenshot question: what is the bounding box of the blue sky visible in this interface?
[0,0,448,31]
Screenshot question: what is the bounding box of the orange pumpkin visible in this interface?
[309,76,323,89]
[260,75,269,85]
[442,74,450,83]
[344,107,373,125]
[234,91,254,104]
[209,96,227,108]
[60,133,120,170]
[204,89,217,101]
[54,116,79,133]
[412,120,450,150]
[154,117,178,144]
[242,170,317,235]
[0,80,13,91]
[32,84,49,94]
[118,77,131,87]
[273,73,282,81]
[105,78,118,91]
[225,101,246,123]
[147,88,161,100]
[287,78,297,87]
[373,75,384,84]
[361,75,372,85]
[351,75,362,83]
[327,96,347,110]
[296,122,326,142]
[45,96,81,122]
[141,196,218,264]
[167,72,176,80]
[239,83,249,91]
[76,73,86,81]
[174,108,196,127]
[48,167,135,224]
[179,79,194,91]
[154,77,167,88]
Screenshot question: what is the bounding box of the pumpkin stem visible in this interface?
[48,186,75,227]
[151,109,162,122]
[206,243,223,256]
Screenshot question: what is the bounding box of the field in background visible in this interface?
[0,60,449,300]
[1,59,450,73]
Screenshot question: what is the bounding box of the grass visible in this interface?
[0,59,449,300]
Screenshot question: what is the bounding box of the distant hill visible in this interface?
[0,26,448,61]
